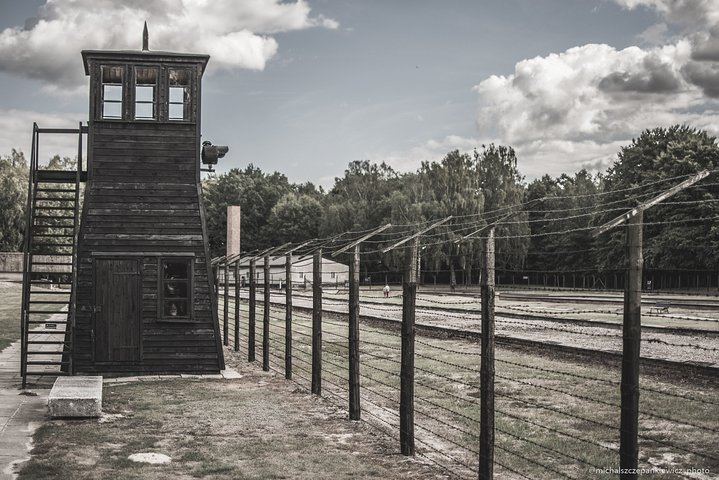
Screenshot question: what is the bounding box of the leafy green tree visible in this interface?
[525,170,600,272]
[0,150,29,251]
[202,165,293,255]
[263,193,323,245]
[477,144,529,271]
[321,160,400,235]
[597,126,719,271]
[417,150,484,284]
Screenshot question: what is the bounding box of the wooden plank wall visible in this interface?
[74,122,222,373]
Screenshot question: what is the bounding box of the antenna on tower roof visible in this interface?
[142,21,149,51]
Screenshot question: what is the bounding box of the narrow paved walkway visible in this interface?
[0,316,64,480]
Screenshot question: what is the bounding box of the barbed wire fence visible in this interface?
[210,172,719,479]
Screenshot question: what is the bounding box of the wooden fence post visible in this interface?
[349,244,361,420]
[479,227,495,480]
[312,250,322,395]
[234,260,240,352]
[620,211,642,478]
[400,237,418,456]
[248,258,256,362]
[285,252,293,379]
[263,254,270,371]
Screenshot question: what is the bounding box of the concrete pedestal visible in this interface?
[48,376,103,418]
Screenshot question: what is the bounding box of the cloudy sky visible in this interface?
[0,0,718,187]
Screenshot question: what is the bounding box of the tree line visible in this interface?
[2,125,718,278]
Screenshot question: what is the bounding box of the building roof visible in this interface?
[81,49,210,75]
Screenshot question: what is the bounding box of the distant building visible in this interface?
[235,255,349,288]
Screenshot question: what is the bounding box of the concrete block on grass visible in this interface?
[48,376,103,418]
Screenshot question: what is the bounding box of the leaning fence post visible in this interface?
[400,237,419,456]
[312,249,323,395]
[349,244,361,420]
[285,252,293,379]
[234,260,240,352]
[479,227,496,480]
[263,254,271,371]
[223,260,229,346]
[248,258,257,362]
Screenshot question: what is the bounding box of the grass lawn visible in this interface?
[19,363,445,480]
[14,291,717,480]
[222,296,719,479]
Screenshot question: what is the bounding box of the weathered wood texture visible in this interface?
[621,211,643,478]
[285,252,292,379]
[348,245,361,420]
[400,239,418,456]
[73,121,223,374]
[312,250,322,395]
[480,228,496,480]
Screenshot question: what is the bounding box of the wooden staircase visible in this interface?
[20,123,87,387]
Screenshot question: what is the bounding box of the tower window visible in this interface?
[160,258,193,320]
[101,66,124,119]
[135,67,158,120]
[168,68,191,121]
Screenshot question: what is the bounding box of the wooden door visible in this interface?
[94,258,141,362]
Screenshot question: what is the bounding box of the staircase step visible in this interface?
[28,310,68,314]
[35,215,76,220]
[29,290,70,295]
[35,197,77,202]
[28,320,68,324]
[35,207,77,211]
[27,340,70,345]
[26,360,70,366]
[25,330,67,335]
[31,262,74,266]
[30,281,72,285]
[32,243,74,247]
[25,371,70,377]
[29,300,70,304]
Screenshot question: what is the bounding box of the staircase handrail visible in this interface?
[20,123,39,385]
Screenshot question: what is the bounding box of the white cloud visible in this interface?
[475,42,698,143]
[0,0,337,90]
[611,0,719,29]
[375,135,488,173]
[471,0,719,179]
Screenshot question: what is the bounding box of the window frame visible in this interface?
[94,62,197,123]
[158,257,194,322]
[100,65,125,120]
[167,67,192,122]
[133,66,159,121]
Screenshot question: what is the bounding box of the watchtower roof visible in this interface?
[81,49,210,76]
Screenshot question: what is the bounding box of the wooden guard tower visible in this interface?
[20,29,225,383]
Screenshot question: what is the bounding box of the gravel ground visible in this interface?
[250,290,719,369]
